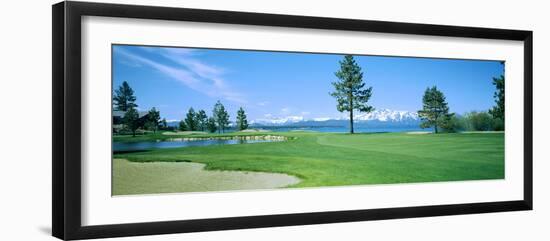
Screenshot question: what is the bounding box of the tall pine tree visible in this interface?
[145,107,161,133]
[113,81,137,111]
[330,55,374,134]
[184,107,197,131]
[196,110,208,131]
[489,75,505,122]
[236,107,249,131]
[418,86,452,134]
[178,120,187,131]
[213,101,230,133]
[161,118,168,130]
[206,117,217,133]
[123,107,140,137]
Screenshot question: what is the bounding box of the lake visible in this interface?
[113,139,282,152]
[256,126,426,133]
[114,126,428,152]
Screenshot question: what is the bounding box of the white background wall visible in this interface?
[0,0,548,240]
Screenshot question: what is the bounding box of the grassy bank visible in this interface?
[113,131,504,194]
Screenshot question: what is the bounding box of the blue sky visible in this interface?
[112,45,504,122]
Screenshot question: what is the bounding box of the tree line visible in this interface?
[113,81,249,136]
[178,101,249,134]
[330,55,505,134]
[114,81,162,137]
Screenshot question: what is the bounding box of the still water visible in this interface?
[113,139,281,152]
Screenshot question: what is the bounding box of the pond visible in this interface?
[113,138,282,152]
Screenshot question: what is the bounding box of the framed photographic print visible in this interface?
[52,1,533,240]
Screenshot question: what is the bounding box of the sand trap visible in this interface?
[406,131,431,135]
[113,159,300,196]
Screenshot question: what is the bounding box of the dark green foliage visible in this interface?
[236,107,249,131]
[145,107,161,133]
[489,75,505,121]
[144,122,155,133]
[465,111,494,131]
[439,114,461,133]
[492,118,504,131]
[123,107,140,137]
[489,74,505,131]
[196,110,208,131]
[329,55,374,134]
[454,111,502,132]
[113,81,138,111]
[206,117,217,133]
[184,107,198,131]
[213,101,230,133]
[178,120,187,131]
[418,86,452,133]
[161,118,168,130]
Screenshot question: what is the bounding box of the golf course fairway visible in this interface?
[113,131,504,195]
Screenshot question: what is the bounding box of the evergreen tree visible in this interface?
[329,55,374,134]
[184,107,197,131]
[196,110,208,131]
[439,114,461,133]
[488,75,505,129]
[206,117,217,133]
[113,81,138,111]
[178,120,187,131]
[236,107,249,131]
[123,107,140,137]
[213,101,230,133]
[161,118,168,130]
[418,86,453,134]
[145,107,161,133]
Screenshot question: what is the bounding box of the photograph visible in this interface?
[111,44,505,196]
[0,0,541,240]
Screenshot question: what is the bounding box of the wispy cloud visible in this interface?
[163,49,222,77]
[115,47,246,104]
[281,107,291,114]
[257,101,270,107]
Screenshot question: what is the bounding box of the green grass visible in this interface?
[114,131,504,192]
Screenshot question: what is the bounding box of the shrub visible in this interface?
[439,114,462,133]
[464,111,493,131]
[492,118,504,131]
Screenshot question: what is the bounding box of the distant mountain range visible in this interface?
[165,109,421,128]
[354,108,419,122]
[250,109,420,127]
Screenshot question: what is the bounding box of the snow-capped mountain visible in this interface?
[354,109,418,122]
[250,109,419,126]
[250,116,304,125]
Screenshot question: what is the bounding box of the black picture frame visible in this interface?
[52,1,533,240]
